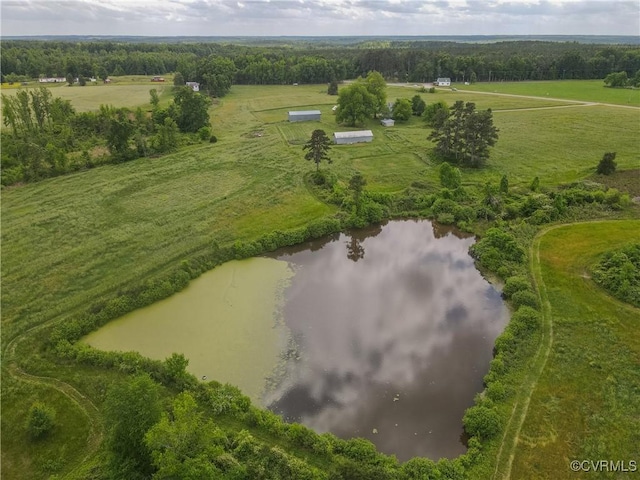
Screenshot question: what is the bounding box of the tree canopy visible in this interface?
[335,83,376,126]
[303,129,333,171]
[428,101,499,168]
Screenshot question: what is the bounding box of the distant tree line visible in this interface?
[2,39,640,87]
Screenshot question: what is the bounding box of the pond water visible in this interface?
[83,219,508,461]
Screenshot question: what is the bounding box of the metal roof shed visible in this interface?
[381,119,395,127]
[333,130,374,145]
[288,110,321,122]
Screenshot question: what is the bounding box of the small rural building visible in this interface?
[38,77,66,83]
[436,77,451,86]
[333,130,374,145]
[186,82,200,92]
[151,76,165,82]
[288,110,321,122]
[381,118,395,127]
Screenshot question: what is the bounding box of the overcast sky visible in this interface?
[1,0,639,37]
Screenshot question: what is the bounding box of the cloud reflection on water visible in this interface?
[266,220,508,461]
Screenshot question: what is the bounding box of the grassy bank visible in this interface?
[511,221,640,479]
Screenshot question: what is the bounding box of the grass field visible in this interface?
[457,80,640,106]
[0,83,173,113]
[509,221,640,479]
[2,80,640,478]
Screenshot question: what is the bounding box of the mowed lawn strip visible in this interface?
[511,220,640,479]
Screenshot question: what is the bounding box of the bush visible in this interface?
[511,290,540,309]
[487,381,507,401]
[437,212,455,225]
[197,126,212,141]
[596,152,617,175]
[209,135,218,143]
[502,276,532,298]
[26,402,56,440]
[439,162,462,189]
[511,306,541,332]
[463,405,502,440]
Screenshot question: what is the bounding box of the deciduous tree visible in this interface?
[335,83,376,126]
[104,375,162,479]
[392,98,412,121]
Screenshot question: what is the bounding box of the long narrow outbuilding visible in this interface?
[288,110,321,122]
[333,130,374,145]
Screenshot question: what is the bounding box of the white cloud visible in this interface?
[1,0,638,36]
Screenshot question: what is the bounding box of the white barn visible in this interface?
[288,110,321,122]
[333,130,374,145]
[436,77,451,86]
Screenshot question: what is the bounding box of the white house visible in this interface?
[186,82,200,92]
[436,77,451,87]
[333,130,374,145]
[381,119,395,127]
[288,110,321,122]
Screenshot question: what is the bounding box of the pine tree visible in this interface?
[303,129,332,172]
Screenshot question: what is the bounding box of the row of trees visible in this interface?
[1,86,212,185]
[604,70,640,88]
[3,39,640,85]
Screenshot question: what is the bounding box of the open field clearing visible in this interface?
[3,82,638,339]
[0,83,173,113]
[508,221,640,479]
[456,80,640,106]
[2,80,639,479]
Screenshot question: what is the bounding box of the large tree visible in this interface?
[392,98,412,121]
[362,70,387,118]
[429,101,499,168]
[145,392,228,479]
[172,86,211,133]
[303,129,332,171]
[103,375,162,479]
[335,83,376,126]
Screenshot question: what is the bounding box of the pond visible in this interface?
[82,219,508,461]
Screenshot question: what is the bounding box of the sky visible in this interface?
[1,0,639,37]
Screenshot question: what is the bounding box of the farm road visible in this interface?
[386,82,640,111]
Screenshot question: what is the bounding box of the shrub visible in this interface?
[487,380,507,401]
[596,152,617,175]
[511,306,541,332]
[437,212,455,225]
[511,290,540,309]
[209,135,218,143]
[26,402,56,440]
[463,405,502,440]
[197,126,212,141]
[439,162,462,189]
[432,197,457,215]
[502,276,532,298]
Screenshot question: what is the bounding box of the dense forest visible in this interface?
[2,39,640,84]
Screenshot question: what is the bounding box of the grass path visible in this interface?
[492,220,639,479]
[491,223,557,480]
[4,319,104,479]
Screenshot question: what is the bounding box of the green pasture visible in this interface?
[511,221,640,479]
[0,83,172,115]
[2,81,640,478]
[457,80,640,106]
